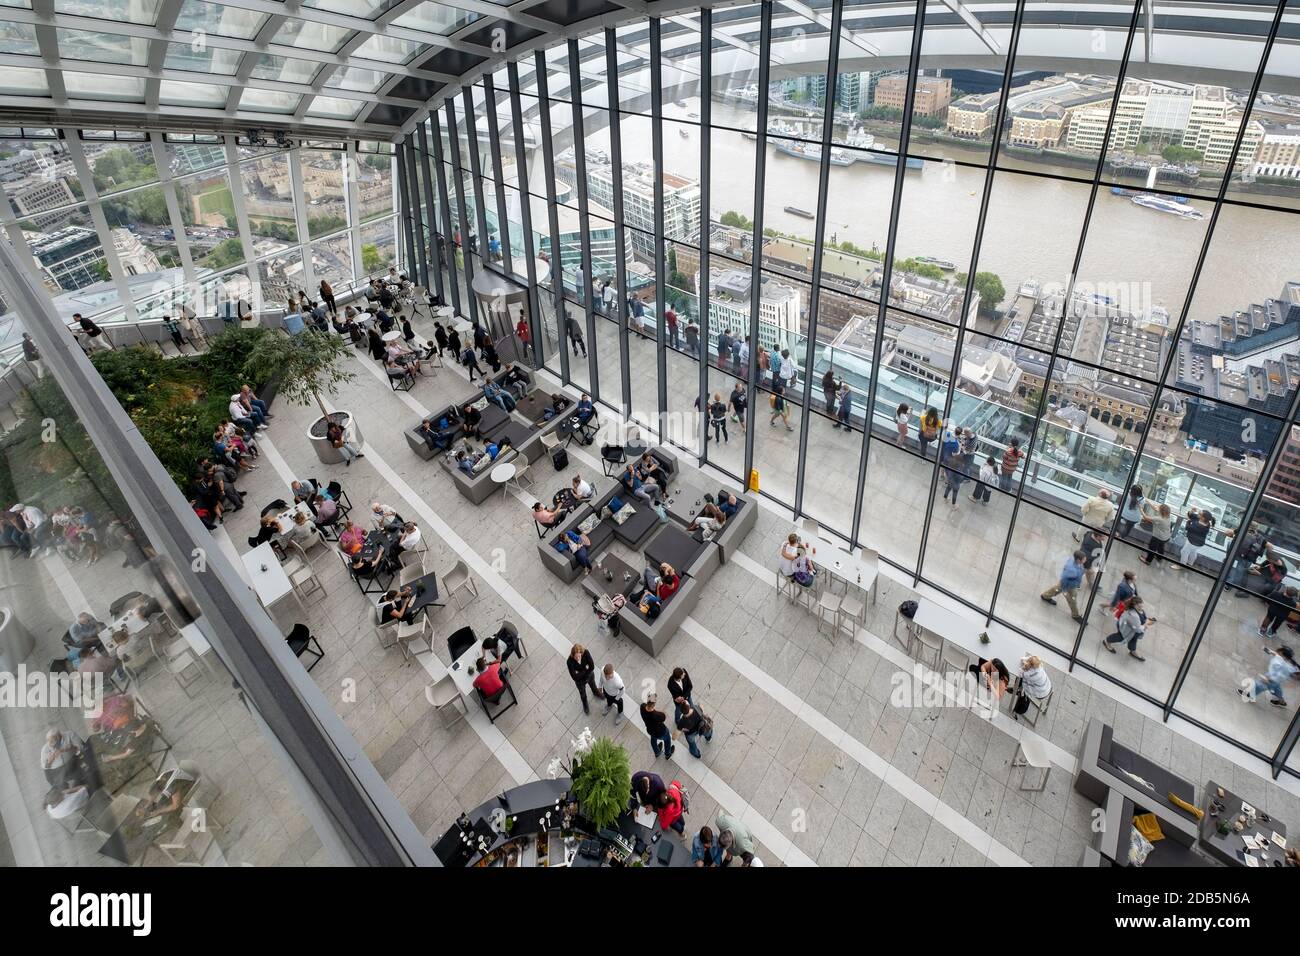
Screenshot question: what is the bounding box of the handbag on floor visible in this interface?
[551,447,569,471]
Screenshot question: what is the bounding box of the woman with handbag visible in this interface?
[674,699,713,758]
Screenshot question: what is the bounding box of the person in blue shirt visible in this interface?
[487,234,501,261]
[454,451,481,475]
[717,490,740,518]
[575,393,595,425]
[620,463,661,506]
[692,826,723,866]
[1239,645,1298,707]
[1040,549,1086,621]
[558,529,593,573]
[484,381,516,412]
[282,310,305,335]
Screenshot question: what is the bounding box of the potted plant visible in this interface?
[568,737,631,831]
[243,328,357,464]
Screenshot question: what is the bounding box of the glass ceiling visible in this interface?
[0,1,1292,138]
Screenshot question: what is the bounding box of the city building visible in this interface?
[586,159,700,261]
[25,225,106,291]
[694,266,802,351]
[873,75,952,118]
[112,227,163,276]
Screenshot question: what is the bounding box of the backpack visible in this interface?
[899,599,919,619]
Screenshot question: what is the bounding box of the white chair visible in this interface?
[1013,737,1052,792]
[283,542,323,602]
[299,527,330,563]
[775,568,794,602]
[839,590,865,635]
[1017,687,1053,728]
[815,590,841,638]
[398,549,424,569]
[396,616,432,665]
[911,627,943,669]
[858,547,881,604]
[442,559,478,608]
[940,642,972,688]
[398,557,427,587]
[799,517,820,541]
[154,821,218,866]
[427,675,467,728]
[540,431,561,456]
[167,646,207,698]
[506,460,534,497]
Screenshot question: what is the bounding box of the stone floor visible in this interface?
[205,283,1300,867]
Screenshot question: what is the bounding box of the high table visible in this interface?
[806,536,880,604]
[406,571,442,617]
[910,600,1026,677]
[1200,779,1289,867]
[241,543,296,610]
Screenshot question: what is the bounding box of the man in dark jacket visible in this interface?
[567,643,602,714]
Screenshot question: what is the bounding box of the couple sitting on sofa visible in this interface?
[416,408,462,452]
[619,453,670,507]
[686,490,741,539]
[451,436,513,475]
[632,562,682,619]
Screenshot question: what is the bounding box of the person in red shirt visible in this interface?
[655,779,686,835]
[472,657,505,697]
[999,438,1023,492]
[656,562,680,601]
[515,311,531,360]
[665,307,679,350]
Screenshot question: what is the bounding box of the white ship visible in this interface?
[1130,193,1203,220]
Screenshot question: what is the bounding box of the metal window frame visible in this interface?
[443,99,477,309]
[534,49,571,385]
[604,27,634,418]
[697,8,712,458]
[481,74,514,273]
[507,60,546,371]
[649,17,669,430]
[567,36,602,399]
[415,119,446,303]
[429,110,463,315]
[460,86,493,277]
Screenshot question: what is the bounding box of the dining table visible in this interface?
[804,535,880,604]
[406,571,443,617]
[241,542,296,609]
[273,501,312,535]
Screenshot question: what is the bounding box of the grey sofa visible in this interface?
[619,524,722,656]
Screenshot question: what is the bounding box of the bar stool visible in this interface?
[911,627,943,669]
[816,590,842,638]
[1013,737,1052,792]
[939,642,972,688]
[776,569,794,602]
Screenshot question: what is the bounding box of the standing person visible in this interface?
[1179,507,1215,570]
[716,327,731,369]
[1225,521,1270,593]
[599,663,625,724]
[822,368,838,417]
[1079,527,1105,589]
[958,427,978,475]
[1102,596,1153,661]
[433,322,450,359]
[756,345,770,388]
[401,316,417,349]
[1138,501,1173,566]
[918,407,942,459]
[460,344,484,382]
[895,403,911,446]
[1259,586,1298,639]
[1117,486,1145,538]
[319,279,336,315]
[567,644,602,714]
[716,811,756,866]
[639,692,675,759]
[729,331,742,374]
[665,305,679,350]
[707,392,728,444]
[1075,489,1115,540]
[970,454,998,504]
[1041,549,1087,623]
[631,770,666,808]
[515,309,532,361]
[21,332,42,378]
[835,383,854,433]
[566,313,586,357]
[684,318,699,356]
[602,278,617,318]
[674,698,713,758]
[770,383,793,431]
[654,779,687,837]
[1238,645,1299,708]
[940,431,965,508]
[667,667,693,723]
[999,438,1024,492]
[692,826,721,867]
[179,311,206,350]
[447,325,462,361]
[778,348,796,391]
[162,315,184,350]
[729,382,748,434]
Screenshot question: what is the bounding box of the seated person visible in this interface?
[619,463,661,507]
[312,494,339,528]
[370,502,403,530]
[533,501,568,528]
[687,500,727,536]
[42,728,82,788]
[718,490,740,518]
[481,628,520,665]
[657,563,681,600]
[791,548,817,588]
[397,522,422,552]
[534,392,571,426]
[247,512,280,549]
[472,657,507,697]
[64,612,105,667]
[88,714,157,791]
[350,546,389,579]
[485,437,512,462]
[338,520,365,555]
[557,528,594,574]
[378,587,416,625]
[483,380,516,412]
[501,363,530,397]
[575,394,596,426]
[279,510,316,548]
[461,404,483,439]
[636,452,666,489]
[454,450,485,475]
[385,358,411,383]
[571,474,594,503]
[121,766,198,841]
[641,564,661,595]
[417,412,459,452]
[637,590,662,620]
[291,478,320,503]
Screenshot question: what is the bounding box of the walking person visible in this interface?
[667,667,693,723]
[447,326,462,360]
[707,392,729,444]
[515,309,532,361]
[1178,507,1215,570]
[1041,549,1087,623]
[319,279,337,315]
[1079,526,1106,590]
[1137,501,1173,566]
[999,438,1024,492]
[639,692,675,759]
[1117,485,1145,538]
[567,644,602,714]
[918,407,941,459]
[770,383,793,431]
[567,313,587,357]
[22,332,42,378]
[970,454,998,504]
[1101,568,1139,613]
[1102,595,1151,662]
[822,368,838,417]
[778,348,797,391]
[835,383,854,433]
[896,403,911,447]
[1238,645,1299,708]
[729,382,748,434]
[460,344,484,381]
[599,663,625,724]
[162,315,184,350]
[1259,586,1298,639]
[674,698,713,759]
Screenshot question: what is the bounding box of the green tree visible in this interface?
[362,243,382,274]
[242,327,355,421]
[569,738,631,830]
[667,246,678,275]
[955,270,1007,314]
[201,238,244,271]
[1161,144,1203,164]
[719,210,754,231]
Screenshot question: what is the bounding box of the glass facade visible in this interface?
[396,2,1300,780]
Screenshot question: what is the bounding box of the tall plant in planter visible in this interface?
[242,329,357,463]
[568,736,631,831]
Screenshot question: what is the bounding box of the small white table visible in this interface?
[434,305,455,321]
[381,329,402,342]
[446,644,480,697]
[807,536,879,604]
[274,501,312,535]
[490,462,516,500]
[453,319,473,335]
[242,543,294,609]
[106,606,149,637]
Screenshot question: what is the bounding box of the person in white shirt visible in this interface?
[778,532,800,578]
[571,475,593,502]
[971,454,999,504]
[371,502,402,530]
[1013,655,1052,720]
[398,522,422,552]
[599,664,624,724]
[41,728,80,785]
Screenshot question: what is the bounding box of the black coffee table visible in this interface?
[665,483,708,526]
[1200,778,1289,867]
[407,571,443,616]
[582,553,640,601]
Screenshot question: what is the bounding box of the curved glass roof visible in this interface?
[0,0,1293,139]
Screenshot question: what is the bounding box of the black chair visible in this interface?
[447,625,477,662]
[476,676,518,724]
[389,366,415,391]
[285,623,324,672]
[326,481,353,517]
[600,444,626,477]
